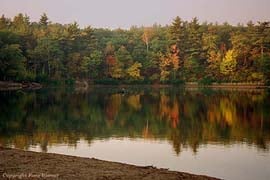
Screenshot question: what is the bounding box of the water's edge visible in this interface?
[0,147,220,180]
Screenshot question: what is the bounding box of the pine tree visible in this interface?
[39,13,49,26]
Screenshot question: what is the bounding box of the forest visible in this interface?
[0,13,270,85]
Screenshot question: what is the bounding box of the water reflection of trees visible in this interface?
[0,88,269,154]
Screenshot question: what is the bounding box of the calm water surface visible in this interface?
[0,87,270,180]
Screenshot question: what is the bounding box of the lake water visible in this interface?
[0,87,269,180]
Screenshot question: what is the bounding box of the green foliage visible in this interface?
[161,79,185,85]
[149,73,160,82]
[0,42,26,81]
[0,15,10,30]
[111,61,124,79]
[39,13,49,26]
[115,46,133,68]
[65,78,75,85]
[184,57,201,81]
[81,50,102,79]
[0,13,270,85]
[259,55,270,84]
[11,13,30,35]
[94,78,119,85]
[198,76,214,85]
[24,71,36,81]
[35,74,49,83]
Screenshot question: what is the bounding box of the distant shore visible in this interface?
[184,82,269,89]
[0,81,42,91]
[0,147,219,180]
[0,80,269,91]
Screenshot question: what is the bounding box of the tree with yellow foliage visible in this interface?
[159,54,171,81]
[126,62,143,80]
[220,50,237,79]
[170,45,180,79]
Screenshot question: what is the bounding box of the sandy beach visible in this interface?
[0,147,220,180]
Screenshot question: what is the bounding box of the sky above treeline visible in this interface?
[0,0,269,29]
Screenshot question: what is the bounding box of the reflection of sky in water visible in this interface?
[28,138,270,180]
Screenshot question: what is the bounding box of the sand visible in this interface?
[0,147,220,180]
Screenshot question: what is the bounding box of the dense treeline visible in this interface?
[0,13,270,84]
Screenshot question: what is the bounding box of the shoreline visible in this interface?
[0,81,42,91]
[0,80,269,91]
[0,147,220,180]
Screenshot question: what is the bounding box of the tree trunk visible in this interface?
[261,44,264,58]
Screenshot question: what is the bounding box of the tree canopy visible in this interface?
[0,13,270,84]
